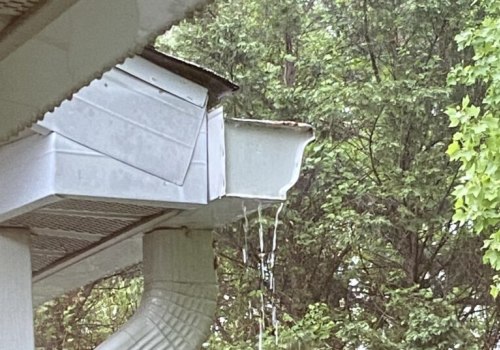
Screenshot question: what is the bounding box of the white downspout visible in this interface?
[96,228,218,350]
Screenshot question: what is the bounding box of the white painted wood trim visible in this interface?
[0,228,34,350]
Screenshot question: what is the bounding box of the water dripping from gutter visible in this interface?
[242,202,249,266]
[241,201,285,349]
[242,203,252,323]
[270,202,284,346]
[257,204,265,350]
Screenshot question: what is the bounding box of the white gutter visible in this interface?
[96,228,217,350]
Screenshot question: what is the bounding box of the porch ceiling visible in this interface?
[0,0,210,142]
[5,198,168,274]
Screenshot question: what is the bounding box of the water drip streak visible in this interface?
[257,203,265,350]
[241,202,284,349]
[242,203,253,324]
[270,203,284,279]
[258,204,265,280]
[259,291,265,350]
[242,203,249,266]
[270,203,284,346]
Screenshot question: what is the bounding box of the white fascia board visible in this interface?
[208,107,226,200]
[0,131,208,219]
[52,131,208,206]
[0,133,60,222]
[40,68,208,185]
[0,0,210,142]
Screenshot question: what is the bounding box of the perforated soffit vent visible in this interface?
[3,199,168,273]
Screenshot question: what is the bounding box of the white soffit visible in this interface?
[0,0,210,142]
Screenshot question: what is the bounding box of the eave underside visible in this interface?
[0,0,211,141]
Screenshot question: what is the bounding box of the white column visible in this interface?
[0,228,34,350]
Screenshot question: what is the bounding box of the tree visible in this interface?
[446,0,500,296]
[157,0,499,348]
[35,269,142,349]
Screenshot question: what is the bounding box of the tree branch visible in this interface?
[363,0,381,83]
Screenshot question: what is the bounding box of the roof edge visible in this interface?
[141,47,239,107]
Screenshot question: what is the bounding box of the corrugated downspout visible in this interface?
[96,229,218,350]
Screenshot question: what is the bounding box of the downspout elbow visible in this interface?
[96,229,217,350]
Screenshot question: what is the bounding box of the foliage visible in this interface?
[155,0,499,348]
[445,0,500,295]
[207,303,335,349]
[35,269,142,349]
[35,0,500,349]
